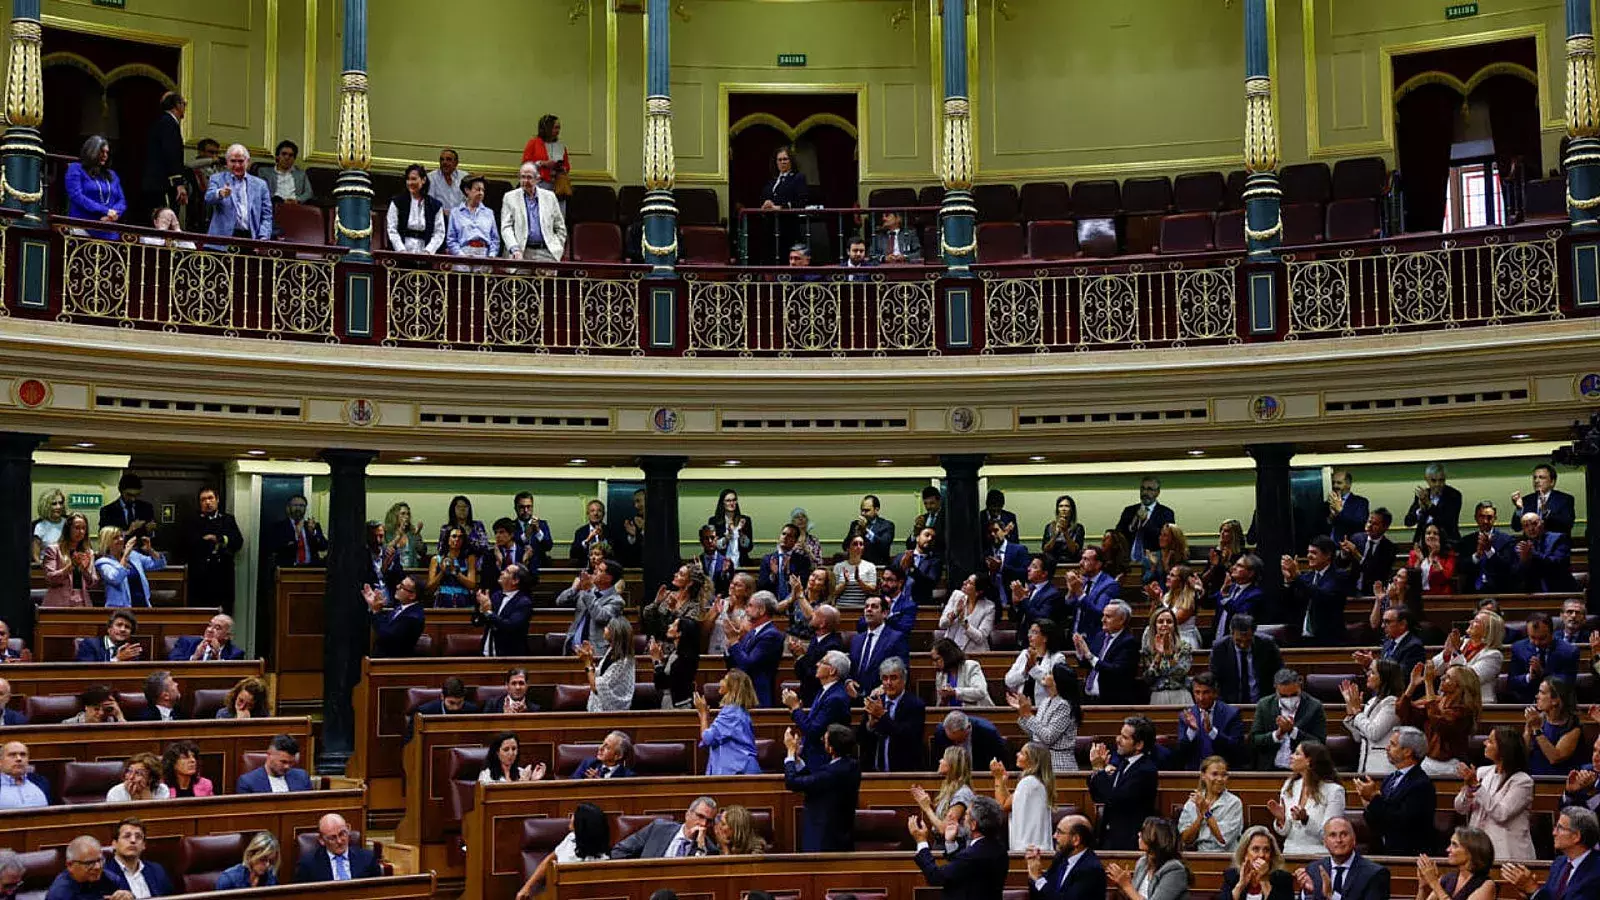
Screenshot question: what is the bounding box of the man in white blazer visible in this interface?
[500,161,567,262]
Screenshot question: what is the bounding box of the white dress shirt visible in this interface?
[116,858,152,898]
[267,772,289,793]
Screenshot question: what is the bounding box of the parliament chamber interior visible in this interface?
[4,1,1600,899]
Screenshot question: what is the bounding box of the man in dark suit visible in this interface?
[693,525,735,598]
[569,731,636,779]
[609,797,721,858]
[0,678,27,725]
[45,836,123,900]
[1012,554,1065,634]
[1248,668,1327,771]
[1321,469,1369,544]
[1505,612,1581,704]
[1560,598,1593,646]
[1457,500,1514,593]
[1353,604,1426,673]
[909,486,946,554]
[472,565,534,657]
[267,495,326,568]
[1292,816,1389,900]
[99,472,156,532]
[403,677,479,742]
[789,605,845,705]
[1559,733,1600,813]
[1086,716,1160,850]
[478,519,528,594]
[844,494,896,566]
[897,527,943,608]
[1338,508,1397,595]
[1208,554,1265,643]
[870,210,923,263]
[76,610,142,663]
[1510,512,1579,593]
[105,817,175,898]
[569,499,608,563]
[1404,463,1463,543]
[783,649,853,769]
[367,578,425,658]
[842,235,875,281]
[1026,813,1104,900]
[1073,601,1141,704]
[1173,673,1245,770]
[757,524,813,603]
[727,593,785,707]
[867,565,919,636]
[1353,727,1437,854]
[168,614,246,661]
[1502,807,1600,900]
[849,596,911,697]
[511,491,554,577]
[294,813,381,882]
[910,795,1010,899]
[1513,463,1577,535]
[931,710,1007,773]
[186,486,243,611]
[235,734,313,793]
[985,521,1032,615]
[1061,547,1118,639]
[1283,537,1353,646]
[1212,615,1282,706]
[362,521,405,603]
[862,657,926,772]
[136,671,183,723]
[784,723,861,852]
[1114,476,1175,565]
[141,92,189,217]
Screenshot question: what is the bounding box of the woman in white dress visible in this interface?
[1269,741,1345,855]
[1176,756,1245,853]
[1012,661,1080,773]
[1005,618,1068,708]
[581,618,636,713]
[1431,610,1505,704]
[937,572,996,652]
[931,638,992,706]
[513,802,609,900]
[479,732,544,784]
[992,742,1054,852]
[1453,725,1538,861]
[1141,566,1202,649]
[1340,658,1406,775]
[31,487,65,566]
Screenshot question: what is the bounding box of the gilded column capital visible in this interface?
[337,69,371,171]
[1243,75,1279,175]
[4,17,42,129]
[1568,33,1600,138]
[644,95,676,192]
[941,98,972,191]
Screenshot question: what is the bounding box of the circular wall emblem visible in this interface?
[1578,373,1600,401]
[13,379,48,408]
[1250,395,1283,422]
[344,398,378,427]
[651,407,681,434]
[948,407,978,433]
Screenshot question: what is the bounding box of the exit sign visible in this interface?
[1445,2,1478,19]
[777,53,807,68]
[92,0,127,7]
[69,492,102,508]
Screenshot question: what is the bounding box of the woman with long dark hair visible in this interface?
[480,732,539,784]
[1042,494,1085,565]
[651,615,702,709]
[385,163,445,254]
[759,145,808,262]
[521,114,570,201]
[707,489,754,568]
[1454,725,1536,860]
[66,134,127,239]
[438,495,488,557]
[1012,660,1080,773]
[1269,741,1344,854]
[582,618,636,712]
[428,525,477,608]
[1107,817,1189,900]
[513,802,607,900]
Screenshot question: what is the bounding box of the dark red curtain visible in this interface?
[1476,74,1542,186]
[728,93,859,263]
[1395,83,1460,233]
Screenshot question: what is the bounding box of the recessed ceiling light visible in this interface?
[723,459,742,466]
[1345,443,1365,450]
[73,441,95,449]
[245,449,266,456]
[1028,455,1046,462]
[876,458,894,465]
[567,458,588,465]
[1510,433,1531,440]
[404,455,428,462]
[1187,449,1206,456]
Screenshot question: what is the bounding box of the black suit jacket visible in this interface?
[1518,489,1577,535]
[863,689,927,772]
[293,847,381,883]
[870,228,923,263]
[794,631,844,704]
[1364,765,1438,855]
[1289,565,1353,645]
[472,590,534,657]
[1405,485,1463,543]
[1210,635,1282,705]
[100,498,156,531]
[762,171,808,209]
[931,715,1007,773]
[914,836,1009,900]
[1218,867,1294,900]
[785,757,861,852]
[185,511,243,603]
[1082,630,1140,705]
[142,111,187,196]
[1340,532,1396,594]
[135,705,185,722]
[1303,855,1390,900]
[1032,850,1105,900]
[1087,753,1159,851]
[268,517,327,568]
[372,603,425,657]
[1114,502,1175,556]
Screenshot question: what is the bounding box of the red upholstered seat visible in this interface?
[679,225,730,264]
[1332,156,1388,200]
[23,694,78,724]
[617,185,646,226]
[633,742,690,775]
[17,848,62,900]
[867,188,918,211]
[275,203,327,246]
[567,185,618,225]
[1303,674,1346,705]
[1157,213,1215,253]
[1122,177,1173,214]
[677,189,721,226]
[443,633,481,656]
[570,222,624,262]
[1026,220,1079,260]
[552,684,590,711]
[976,222,1025,263]
[1281,162,1332,204]
[854,809,908,851]
[306,167,339,204]
[1525,177,1566,220]
[116,692,148,721]
[614,814,664,840]
[1324,198,1380,242]
[1174,172,1226,212]
[176,834,245,894]
[754,738,785,773]
[520,816,578,880]
[972,184,1020,222]
[631,683,660,710]
[60,760,125,805]
[1224,170,1248,210]
[1070,180,1121,218]
[1214,209,1246,251]
[1281,202,1325,244]
[1020,182,1071,222]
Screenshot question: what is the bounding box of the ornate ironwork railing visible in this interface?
[1282,224,1564,337]
[53,218,345,339]
[378,254,646,354]
[975,256,1239,352]
[683,267,940,356]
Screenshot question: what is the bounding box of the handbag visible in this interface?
[553,171,573,198]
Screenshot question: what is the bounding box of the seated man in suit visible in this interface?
[267,494,325,568]
[1503,807,1600,900]
[1510,512,1579,593]
[472,564,534,657]
[862,657,926,772]
[492,667,540,715]
[789,604,844,705]
[366,577,425,658]
[570,730,635,779]
[76,609,143,663]
[1561,597,1593,647]
[842,235,874,280]
[235,734,313,794]
[1086,716,1160,850]
[1115,476,1175,565]
[1405,463,1464,544]
[1457,500,1514,593]
[1012,554,1065,635]
[169,613,246,661]
[1322,468,1370,544]
[1061,547,1118,639]
[404,677,479,742]
[1208,554,1265,644]
[727,592,786,707]
[1505,612,1580,705]
[1353,727,1437,855]
[1512,463,1577,535]
[910,795,1010,896]
[204,143,273,240]
[609,796,721,858]
[295,813,380,882]
[932,710,1007,773]
[783,723,861,852]
[105,817,174,898]
[0,678,26,725]
[1173,672,1244,770]
[1283,536,1354,645]
[870,210,922,263]
[0,618,25,663]
[783,650,852,769]
[848,596,910,698]
[137,671,183,722]
[0,740,50,808]
[45,835,123,900]
[897,526,943,608]
[1291,815,1390,900]
[757,524,813,604]
[1073,601,1140,705]
[1337,508,1397,595]
[844,494,896,567]
[1248,668,1326,771]
[1026,813,1104,900]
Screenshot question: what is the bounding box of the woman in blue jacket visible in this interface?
[65,135,127,239]
[214,832,279,890]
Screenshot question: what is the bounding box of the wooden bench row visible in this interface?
[0,660,268,720]
[28,566,189,607]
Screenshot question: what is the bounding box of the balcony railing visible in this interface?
[0,215,1588,358]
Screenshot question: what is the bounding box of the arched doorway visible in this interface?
[729,92,860,264]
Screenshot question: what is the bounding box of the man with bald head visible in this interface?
[1293,815,1388,900]
[0,678,26,725]
[203,144,271,240]
[0,741,49,808]
[295,813,380,882]
[45,836,131,900]
[1026,813,1103,900]
[169,614,244,661]
[499,161,567,262]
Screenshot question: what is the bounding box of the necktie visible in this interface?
[1554,862,1570,900]
[1332,865,1345,895]
[1237,649,1250,703]
[891,232,899,257]
[861,631,877,671]
[1540,495,1549,517]
[1059,859,1071,889]
[672,836,689,857]
[201,645,213,661]
[333,855,349,881]
[296,525,309,564]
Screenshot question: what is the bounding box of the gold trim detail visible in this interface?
[1244,218,1283,241]
[727,112,860,142]
[640,235,679,256]
[644,96,675,191]
[1,170,43,203]
[39,53,180,93]
[942,97,972,190]
[1570,34,1600,138]
[334,216,372,239]
[5,18,43,129]
[1244,75,1279,175]
[337,70,371,171]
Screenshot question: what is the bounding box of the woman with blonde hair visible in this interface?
[1143,523,1190,587]
[581,618,635,713]
[1431,610,1504,704]
[42,513,97,606]
[1397,661,1481,777]
[382,501,427,568]
[1143,566,1201,649]
[991,742,1053,851]
[911,745,977,847]
[214,832,280,889]
[1140,607,1193,705]
[643,563,707,641]
[1219,826,1294,900]
[106,752,168,802]
[217,676,269,718]
[1204,518,1247,594]
[95,526,166,608]
[31,488,67,565]
[714,804,767,855]
[696,669,762,775]
[1176,756,1243,852]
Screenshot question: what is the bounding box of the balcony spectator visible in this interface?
[445,176,499,258]
[106,753,169,802]
[871,210,922,263]
[1512,463,1576,535]
[161,741,213,798]
[204,144,272,241]
[216,676,269,719]
[75,611,142,663]
[235,734,311,793]
[1454,726,1536,861]
[171,614,244,662]
[31,488,66,565]
[426,148,471,209]
[937,572,995,653]
[581,617,636,713]
[1506,612,1579,704]
[385,163,445,254]
[95,527,166,609]
[214,832,279,890]
[46,836,124,900]
[0,741,50,808]
[522,114,571,202]
[141,92,189,217]
[1339,658,1405,775]
[1526,675,1584,776]
[1432,610,1505,704]
[267,494,325,568]
[480,732,540,783]
[186,137,222,179]
[842,236,872,279]
[1322,469,1369,544]
[1176,756,1244,852]
[696,669,761,775]
[42,513,97,607]
[1405,462,1464,543]
[382,501,427,568]
[63,685,124,724]
[105,818,173,898]
[255,140,313,205]
[761,146,808,259]
[501,161,567,262]
[514,803,608,899]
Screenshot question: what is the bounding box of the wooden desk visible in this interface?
[184,875,436,900]
[0,660,267,715]
[30,565,189,607]
[5,717,315,796]
[33,606,221,662]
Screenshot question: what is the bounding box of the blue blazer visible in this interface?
[214,864,277,890]
[106,859,174,897]
[1172,700,1244,770]
[790,681,852,769]
[848,627,910,696]
[1032,850,1106,900]
[168,636,246,661]
[756,549,812,601]
[1506,637,1581,704]
[1364,765,1438,855]
[568,758,635,779]
[785,756,861,852]
[1324,493,1370,543]
[860,588,918,636]
[1082,630,1140,705]
[2,708,27,725]
[727,623,786,707]
[1382,631,1428,672]
[864,690,927,772]
[293,846,381,883]
[1518,489,1578,535]
[1064,573,1119,638]
[1017,581,1066,631]
[235,765,312,794]
[205,170,273,240]
[372,603,426,658]
[1211,582,1264,641]
[75,637,125,662]
[988,542,1030,605]
[902,551,942,607]
[1510,531,1579,593]
[1534,846,1600,900]
[513,519,554,573]
[471,590,534,657]
[96,551,165,608]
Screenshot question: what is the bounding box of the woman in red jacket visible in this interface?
[1407,523,1457,595]
[521,114,569,202]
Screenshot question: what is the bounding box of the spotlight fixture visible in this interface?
[567,458,588,465]
[1345,443,1365,450]
[73,441,96,448]
[404,455,428,462]
[1510,433,1531,440]
[1187,449,1206,456]
[245,449,267,456]
[876,458,894,465]
[1028,455,1046,462]
[723,459,742,466]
